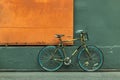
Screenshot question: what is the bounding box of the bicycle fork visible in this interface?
[82,45,94,67]
[83,45,92,59]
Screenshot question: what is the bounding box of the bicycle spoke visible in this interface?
[78,45,103,71]
[38,46,64,71]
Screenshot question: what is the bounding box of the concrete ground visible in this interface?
[0,72,120,80]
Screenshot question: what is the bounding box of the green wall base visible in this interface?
[0,46,119,71]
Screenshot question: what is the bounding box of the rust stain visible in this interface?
[0,0,73,45]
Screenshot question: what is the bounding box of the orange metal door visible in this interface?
[0,0,73,45]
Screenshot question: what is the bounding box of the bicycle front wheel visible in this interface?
[38,46,64,71]
[78,45,104,71]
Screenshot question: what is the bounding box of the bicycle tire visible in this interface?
[78,45,104,71]
[38,46,64,71]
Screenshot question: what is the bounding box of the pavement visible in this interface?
[0,72,120,80]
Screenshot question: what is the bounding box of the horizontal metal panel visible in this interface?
[0,0,73,45]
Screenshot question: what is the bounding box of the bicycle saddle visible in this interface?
[76,30,84,33]
[55,34,64,38]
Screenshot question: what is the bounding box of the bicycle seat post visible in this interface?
[55,34,64,45]
[58,37,62,43]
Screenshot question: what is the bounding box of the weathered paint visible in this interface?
[0,0,73,45]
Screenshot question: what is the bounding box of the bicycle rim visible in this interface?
[78,45,104,71]
[38,46,64,71]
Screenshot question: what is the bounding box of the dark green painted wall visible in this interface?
[0,0,120,71]
[75,0,120,46]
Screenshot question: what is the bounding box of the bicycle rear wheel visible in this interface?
[38,46,64,71]
[78,45,104,71]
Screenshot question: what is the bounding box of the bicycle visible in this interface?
[38,30,104,72]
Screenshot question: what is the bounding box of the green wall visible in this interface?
[0,0,120,71]
[75,0,120,45]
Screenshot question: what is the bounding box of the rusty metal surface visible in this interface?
[0,0,73,45]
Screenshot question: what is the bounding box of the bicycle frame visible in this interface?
[53,39,89,62]
[51,31,91,63]
[56,43,82,59]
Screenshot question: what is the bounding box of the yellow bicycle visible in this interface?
[38,30,104,71]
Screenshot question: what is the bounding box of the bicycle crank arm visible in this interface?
[53,59,64,62]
